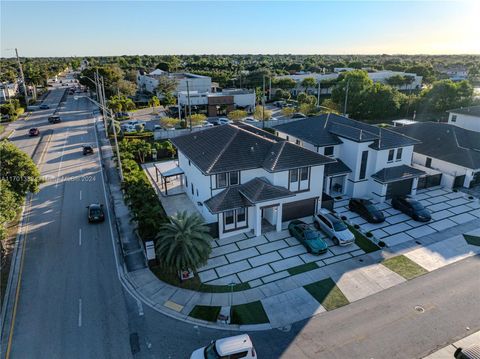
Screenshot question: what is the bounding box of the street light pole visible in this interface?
[343,80,350,116]
[262,75,266,129]
[15,48,29,104]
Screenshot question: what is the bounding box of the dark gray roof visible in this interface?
[371,165,425,183]
[233,123,282,141]
[204,178,294,213]
[171,124,333,174]
[324,159,352,176]
[391,122,480,169]
[273,113,420,150]
[447,105,480,117]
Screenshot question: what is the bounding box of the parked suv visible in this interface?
[190,334,256,359]
[391,195,431,222]
[313,209,355,246]
[48,115,61,124]
[348,198,385,223]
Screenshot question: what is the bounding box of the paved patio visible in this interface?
[334,187,480,247]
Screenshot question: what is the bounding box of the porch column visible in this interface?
[275,205,282,232]
[411,178,419,196]
[254,206,262,237]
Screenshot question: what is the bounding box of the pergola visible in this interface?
[154,164,184,196]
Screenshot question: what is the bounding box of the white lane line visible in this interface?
[78,299,82,327]
[79,190,82,201]
[137,299,144,316]
[79,228,82,246]
[55,129,69,188]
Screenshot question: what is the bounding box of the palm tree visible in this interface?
[155,211,213,273]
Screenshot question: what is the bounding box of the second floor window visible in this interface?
[451,115,457,122]
[359,151,368,180]
[396,148,403,161]
[289,167,310,191]
[216,171,240,188]
[388,149,395,162]
[324,146,334,156]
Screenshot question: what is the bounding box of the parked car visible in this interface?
[86,203,105,223]
[348,198,385,223]
[190,334,256,359]
[28,128,40,137]
[82,144,94,155]
[269,116,279,121]
[193,120,214,128]
[39,104,50,110]
[454,345,480,359]
[218,117,231,125]
[48,115,61,124]
[313,209,355,246]
[391,195,431,222]
[273,100,286,108]
[288,220,328,254]
[291,112,307,119]
[115,111,130,119]
[243,117,258,123]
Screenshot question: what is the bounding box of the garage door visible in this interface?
[453,175,466,188]
[386,179,413,199]
[418,174,442,190]
[282,198,316,221]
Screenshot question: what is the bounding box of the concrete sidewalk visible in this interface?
[423,331,480,358]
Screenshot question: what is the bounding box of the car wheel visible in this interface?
[314,222,320,230]
[307,247,312,254]
[333,237,339,245]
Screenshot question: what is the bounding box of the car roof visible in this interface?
[215,334,252,355]
[89,203,102,209]
[318,209,341,223]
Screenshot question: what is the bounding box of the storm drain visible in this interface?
[414,305,425,313]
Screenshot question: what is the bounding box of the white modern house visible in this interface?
[0,82,18,103]
[447,105,480,132]
[437,66,468,81]
[169,124,334,239]
[273,114,424,203]
[392,122,480,189]
[137,69,212,95]
[274,69,423,96]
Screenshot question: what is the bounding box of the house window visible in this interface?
[295,139,301,145]
[425,157,432,168]
[324,146,334,156]
[451,115,457,122]
[229,171,239,186]
[191,183,194,195]
[185,176,188,187]
[359,151,368,180]
[188,160,191,166]
[224,208,248,231]
[196,189,199,196]
[286,136,290,141]
[388,149,395,162]
[396,148,403,161]
[216,173,227,188]
[289,167,310,191]
[237,208,246,222]
[224,210,234,225]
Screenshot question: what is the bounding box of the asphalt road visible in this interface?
[2,76,479,359]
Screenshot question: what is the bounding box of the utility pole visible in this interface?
[108,107,123,182]
[317,80,321,106]
[100,77,108,136]
[262,76,266,129]
[186,81,192,131]
[343,80,350,116]
[268,77,272,100]
[15,48,29,104]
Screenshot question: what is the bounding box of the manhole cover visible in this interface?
[414,305,425,313]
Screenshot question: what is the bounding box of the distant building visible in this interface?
[447,105,480,132]
[0,82,18,103]
[437,66,468,81]
[137,69,212,95]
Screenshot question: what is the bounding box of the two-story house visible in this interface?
[447,105,480,133]
[170,124,334,239]
[273,114,423,203]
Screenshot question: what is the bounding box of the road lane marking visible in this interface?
[78,299,82,327]
[79,190,82,201]
[79,228,82,246]
[55,129,69,188]
[137,299,144,316]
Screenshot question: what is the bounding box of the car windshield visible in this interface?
[305,231,319,241]
[365,204,377,212]
[90,208,101,216]
[410,202,424,210]
[333,221,347,231]
[204,342,221,359]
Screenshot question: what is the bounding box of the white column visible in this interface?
[411,178,419,196]
[276,205,282,232]
[254,206,262,237]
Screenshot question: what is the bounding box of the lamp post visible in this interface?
[80,74,108,136]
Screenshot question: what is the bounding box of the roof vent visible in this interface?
[250,146,254,152]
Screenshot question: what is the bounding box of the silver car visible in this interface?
[313,209,355,246]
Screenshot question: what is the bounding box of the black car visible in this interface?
[291,112,307,119]
[391,195,431,222]
[48,115,61,124]
[82,144,94,155]
[28,128,40,136]
[39,104,50,109]
[87,203,105,223]
[348,198,385,223]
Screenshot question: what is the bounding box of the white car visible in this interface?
[127,120,146,127]
[218,117,232,125]
[243,117,258,123]
[269,116,279,121]
[190,334,257,359]
[313,209,355,246]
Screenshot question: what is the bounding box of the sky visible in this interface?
[1,1,479,57]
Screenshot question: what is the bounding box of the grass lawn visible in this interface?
[189,305,221,322]
[304,278,349,311]
[230,301,270,325]
[150,266,250,293]
[463,234,480,246]
[382,255,428,280]
[348,225,380,253]
[287,262,319,276]
[0,125,4,135]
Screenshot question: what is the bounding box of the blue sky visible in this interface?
[1,1,479,57]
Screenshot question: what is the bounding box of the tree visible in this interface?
[148,96,160,112]
[274,78,296,90]
[297,92,317,105]
[253,105,272,121]
[0,140,41,198]
[162,93,176,106]
[281,107,296,118]
[227,110,247,121]
[79,65,124,97]
[404,64,434,83]
[301,77,317,93]
[386,75,406,88]
[299,103,317,116]
[117,79,137,97]
[0,179,19,243]
[156,76,178,96]
[160,117,180,129]
[331,70,374,118]
[188,113,207,126]
[364,83,405,119]
[155,211,213,273]
[419,79,474,113]
[107,95,136,112]
[274,89,291,101]
[320,98,341,114]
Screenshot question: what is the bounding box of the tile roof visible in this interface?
[371,165,425,183]
[204,178,294,213]
[170,124,333,174]
[324,159,352,176]
[447,105,480,117]
[273,113,420,150]
[391,122,480,170]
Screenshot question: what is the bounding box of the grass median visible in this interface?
[347,225,380,253]
[304,278,349,311]
[230,301,270,325]
[189,305,221,322]
[287,262,319,276]
[382,255,428,280]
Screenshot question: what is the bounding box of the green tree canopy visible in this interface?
[274,78,297,90]
[419,79,474,113]
[227,109,247,121]
[301,77,317,92]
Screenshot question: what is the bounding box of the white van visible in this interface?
[190,334,257,359]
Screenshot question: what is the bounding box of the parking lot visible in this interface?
[334,187,480,247]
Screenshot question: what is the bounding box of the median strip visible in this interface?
[382,255,428,280]
[304,277,349,311]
